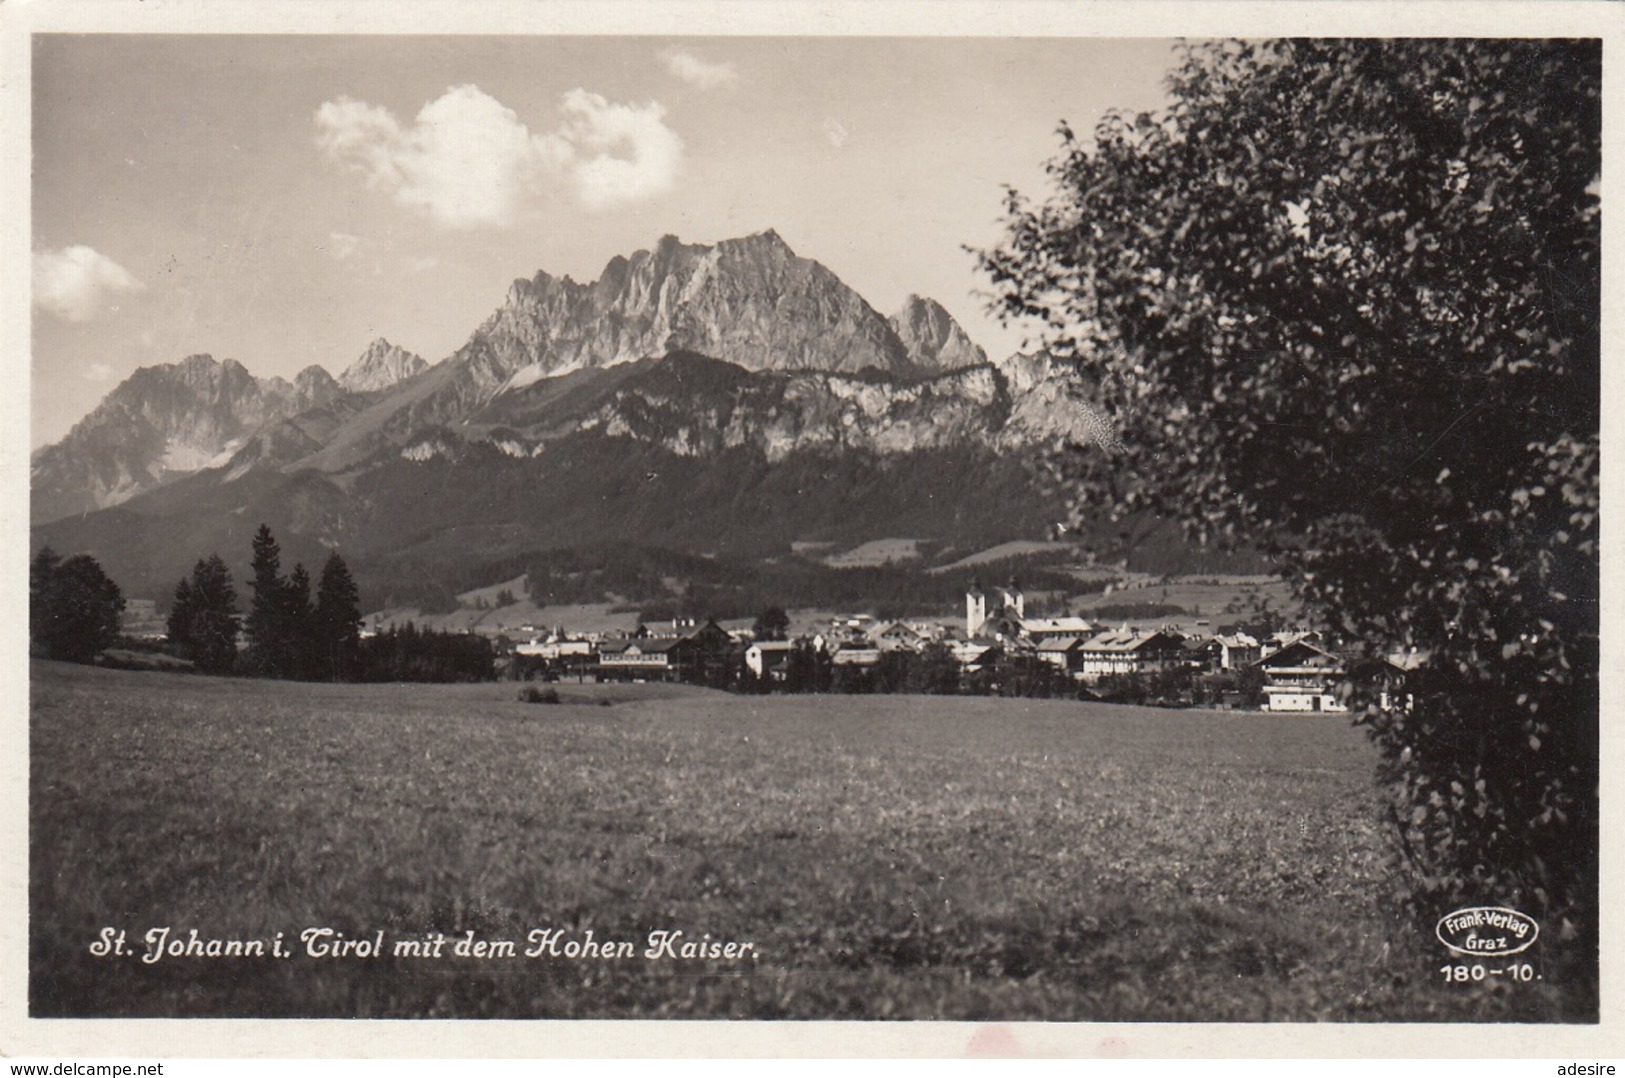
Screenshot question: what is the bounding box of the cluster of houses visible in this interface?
[506,580,1417,712]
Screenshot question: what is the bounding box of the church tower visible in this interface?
[1001,578,1025,620]
[966,580,987,638]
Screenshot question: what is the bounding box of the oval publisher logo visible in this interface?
[1435,906,1539,957]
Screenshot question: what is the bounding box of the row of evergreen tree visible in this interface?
[168,525,363,679]
[167,524,497,683]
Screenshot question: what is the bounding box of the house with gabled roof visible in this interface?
[949,640,1001,672]
[745,639,796,680]
[1076,628,1188,682]
[1256,638,1347,712]
[831,642,881,667]
[598,618,736,683]
[1021,616,1094,643]
[597,636,685,681]
[875,621,928,653]
[1213,632,1262,670]
[1034,636,1087,678]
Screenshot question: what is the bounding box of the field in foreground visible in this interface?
[30,661,1590,1021]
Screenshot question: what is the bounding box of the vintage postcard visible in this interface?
[4,0,1621,1061]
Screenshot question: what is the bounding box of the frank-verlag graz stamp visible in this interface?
[1436,907,1543,986]
[26,28,1600,1027]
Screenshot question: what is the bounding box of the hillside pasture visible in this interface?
[822,537,928,568]
[1080,575,1302,626]
[927,540,1078,574]
[365,600,637,638]
[29,661,1584,1021]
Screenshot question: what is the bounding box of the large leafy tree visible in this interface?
[30,547,126,663]
[979,39,1598,959]
[167,555,240,674]
[752,606,790,642]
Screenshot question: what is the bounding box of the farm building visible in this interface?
[596,619,735,682]
[1076,629,1189,682]
[1256,639,1347,712]
[1034,636,1086,678]
[1213,632,1263,671]
[1020,616,1095,643]
[830,643,880,668]
[875,621,928,652]
[949,641,1001,673]
[746,640,796,680]
[515,638,594,661]
[597,637,684,681]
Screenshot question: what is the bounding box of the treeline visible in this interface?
[741,648,1266,707]
[741,645,1086,700]
[166,524,494,683]
[518,634,1253,707]
[350,623,496,683]
[1087,601,1188,622]
[363,540,1097,622]
[30,548,125,663]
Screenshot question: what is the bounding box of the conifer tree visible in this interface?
[314,552,363,681]
[168,555,240,673]
[245,524,290,677]
[285,563,315,680]
[166,576,196,652]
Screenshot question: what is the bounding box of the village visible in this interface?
[493,580,1419,712]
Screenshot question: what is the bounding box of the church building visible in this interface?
[966,579,1025,639]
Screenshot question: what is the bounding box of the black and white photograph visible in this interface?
[7,0,1619,1059]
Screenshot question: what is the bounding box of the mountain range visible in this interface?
[32,230,1253,612]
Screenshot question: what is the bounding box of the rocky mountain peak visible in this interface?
[447,231,920,415]
[889,295,988,374]
[31,351,326,523]
[339,338,428,393]
[293,365,343,411]
[31,231,1023,539]
[718,228,790,254]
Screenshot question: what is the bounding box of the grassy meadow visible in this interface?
[29,660,1589,1020]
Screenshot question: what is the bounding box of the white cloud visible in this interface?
[539,90,684,211]
[661,48,737,90]
[315,84,682,227]
[315,86,537,229]
[403,256,439,274]
[823,117,853,148]
[33,246,145,322]
[83,362,113,382]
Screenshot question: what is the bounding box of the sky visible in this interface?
[31,34,1179,447]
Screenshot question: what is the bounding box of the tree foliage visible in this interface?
[245,524,289,676]
[314,553,364,681]
[978,40,1598,944]
[355,622,496,683]
[285,562,316,679]
[167,555,240,674]
[30,547,125,663]
[243,523,320,679]
[752,606,791,641]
